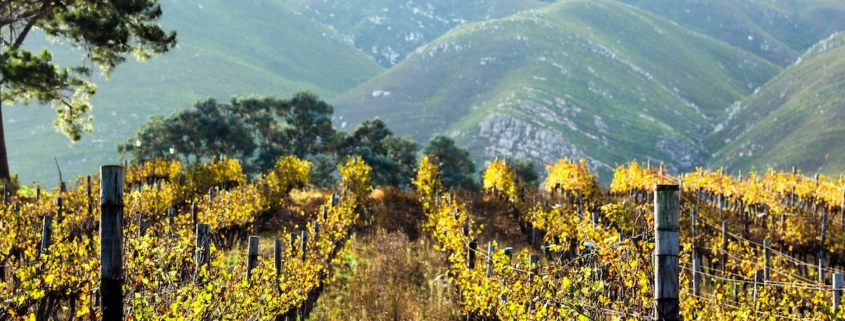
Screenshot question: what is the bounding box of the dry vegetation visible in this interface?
[253,187,531,320]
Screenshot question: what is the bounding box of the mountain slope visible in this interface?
[281,0,549,67]
[708,33,845,175]
[618,0,845,67]
[5,0,384,184]
[332,0,781,178]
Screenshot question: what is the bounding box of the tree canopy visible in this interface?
[119,94,423,189]
[422,135,479,191]
[0,0,177,181]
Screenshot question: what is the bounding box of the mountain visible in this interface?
[708,32,845,175]
[5,0,384,184]
[280,0,549,68]
[331,0,781,179]
[618,0,845,67]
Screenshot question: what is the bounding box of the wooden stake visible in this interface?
[654,184,680,321]
[834,273,843,314]
[764,239,771,282]
[528,255,539,283]
[486,242,494,278]
[196,224,211,272]
[100,165,125,321]
[247,236,259,282]
[40,215,52,255]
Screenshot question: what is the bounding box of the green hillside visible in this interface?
[331,0,780,178]
[618,0,845,67]
[5,0,384,184]
[281,0,549,67]
[708,33,845,175]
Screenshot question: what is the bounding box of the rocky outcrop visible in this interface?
[475,113,609,172]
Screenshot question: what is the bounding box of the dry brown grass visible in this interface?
[308,229,460,321]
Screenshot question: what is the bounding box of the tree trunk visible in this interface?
[0,91,11,181]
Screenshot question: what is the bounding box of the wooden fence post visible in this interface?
[56,197,63,224]
[486,242,494,278]
[191,202,198,226]
[301,231,308,262]
[764,239,771,281]
[468,239,477,270]
[834,273,843,314]
[100,165,125,321]
[693,255,701,297]
[196,224,211,272]
[504,247,513,261]
[528,254,539,283]
[87,175,93,217]
[820,209,829,284]
[40,215,52,254]
[321,206,327,221]
[722,222,728,273]
[274,239,283,276]
[654,184,680,321]
[247,236,259,282]
[139,217,147,237]
[692,207,700,297]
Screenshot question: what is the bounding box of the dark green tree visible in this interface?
[1,0,177,181]
[512,157,540,187]
[230,95,287,172]
[335,118,419,188]
[422,135,478,191]
[277,91,335,159]
[118,98,255,166]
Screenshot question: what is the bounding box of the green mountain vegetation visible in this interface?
[6,0,845,184]
[708,32,845,175]
[280,0,549,67]
[331,0,781,179]
[5,0,383,184]
[618,0,845,67]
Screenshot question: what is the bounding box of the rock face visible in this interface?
[475,113,609,172]
[655,135,705,174]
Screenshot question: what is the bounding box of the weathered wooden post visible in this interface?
[764,239,771,281]
[486,242,494,278]
[274,239,283,276]
[468,239,477,270]
[820,209,829,284]
[191,202,198,226]
[722,222,728,273]
[834,273,843,314]
[56,196,63,224]
[196,224,211,271]
[40,215,53,254]
[654,184,680,321]
[247,236,259,282]
[100,165,125,321]
[528,254,539,283]
[321,206,327,221]
[301,231,308,262]
[35,186,40,202]
[87,175,93,217]
[314,221,320,241]
[691,207,700,296]
[139,217,147,237]
[693,255,701,297]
